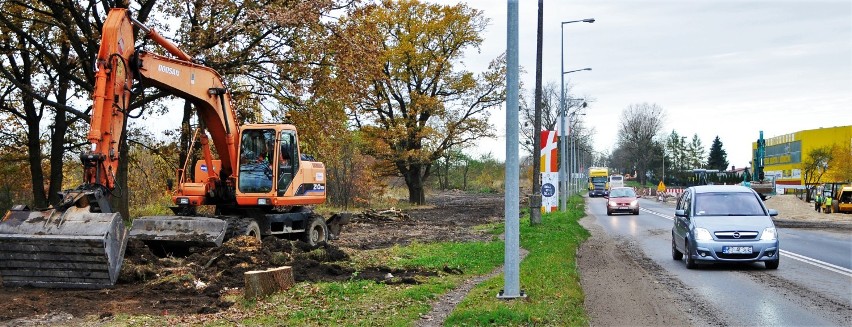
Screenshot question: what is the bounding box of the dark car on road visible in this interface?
[671,185,780,269]
[605,187,639,215]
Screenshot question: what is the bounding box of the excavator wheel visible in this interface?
[302,215,328,246]
[226,218,262,242]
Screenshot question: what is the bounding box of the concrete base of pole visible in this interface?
[497,289,528,300]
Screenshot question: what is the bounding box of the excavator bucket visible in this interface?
[0,206,127,289]
[129,216,227,248]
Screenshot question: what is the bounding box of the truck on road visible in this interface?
[588,167,609,197]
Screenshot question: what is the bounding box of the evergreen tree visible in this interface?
[687,134,706,169]
[707,136,729,171]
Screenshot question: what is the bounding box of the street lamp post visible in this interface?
[559,18,594,211]
[568,108,586,195]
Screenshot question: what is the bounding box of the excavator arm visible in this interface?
[0,8,239,288]
[129,51,239,177]
[88,9,239,190]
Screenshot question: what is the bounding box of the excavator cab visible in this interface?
[234,124,325,207]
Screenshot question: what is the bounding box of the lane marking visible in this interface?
[780,250,852,277]
[640,206,852,277]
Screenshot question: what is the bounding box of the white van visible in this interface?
[609,174,624,189]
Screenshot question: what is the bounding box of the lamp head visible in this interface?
[584,18,596,23]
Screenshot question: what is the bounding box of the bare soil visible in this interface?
[577,216,720,326]
[0,191,504,325]
[764,195,852,229]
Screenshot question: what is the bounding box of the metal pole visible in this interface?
[570,113,575,194]
[498,0,523,300]
[559,24,567,211]
[572,119,578,193]
[530,0,544,225]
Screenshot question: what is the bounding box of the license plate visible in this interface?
[723,246,752,254]
[618,206,629,210]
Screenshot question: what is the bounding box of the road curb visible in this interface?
[772,218,852,231]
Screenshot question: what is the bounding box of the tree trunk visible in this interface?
[26,112,47,209]
[244,266,294,299]
[463,162,469,191]
[401,163,426,205]
[178,101,193,181]
[47,42,71,207]
[113,115,130,220]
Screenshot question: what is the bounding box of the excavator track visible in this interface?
[0,206,127,289]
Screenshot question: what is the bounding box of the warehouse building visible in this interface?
[751,125,852,190]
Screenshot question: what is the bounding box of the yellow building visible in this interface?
[752,125,852,188]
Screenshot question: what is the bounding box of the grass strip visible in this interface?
[444,194,589,326]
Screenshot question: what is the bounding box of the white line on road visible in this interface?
[640,206,852,278]
[779,250,852,277]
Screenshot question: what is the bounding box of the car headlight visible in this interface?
[694,228,713,241]
[608,201,616,206]
[760,227,777,241]
[630,200,638,206]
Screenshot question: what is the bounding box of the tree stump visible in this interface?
[244,266,294,299]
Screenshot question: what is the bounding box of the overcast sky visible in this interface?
[448,0,851,169]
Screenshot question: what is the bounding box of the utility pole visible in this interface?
[530,0,544,225]
[499,0,523,300]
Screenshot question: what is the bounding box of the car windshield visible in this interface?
[694,192,765,216]
[609,188,635,198]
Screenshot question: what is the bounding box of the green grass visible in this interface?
[105,193,590,326]
[444,194,590,326]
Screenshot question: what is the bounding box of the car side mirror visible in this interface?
[675,209,687,217]
[767,209,778,217]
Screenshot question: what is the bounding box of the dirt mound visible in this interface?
[764,195,850,221]
[120,236,353,293]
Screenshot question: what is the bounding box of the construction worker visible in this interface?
[823,195,832,214]
[815,194,822,212]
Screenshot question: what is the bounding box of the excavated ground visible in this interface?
[0,191,504,324]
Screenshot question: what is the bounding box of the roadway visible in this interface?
[584,195,852,326]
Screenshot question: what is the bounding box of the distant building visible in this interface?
[751,125,852,190]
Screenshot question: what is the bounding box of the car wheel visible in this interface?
[606,210,612,216]
[685,241,696,269]
[633,209,640,215]
[671,236,683,260]
[765,258,779,270]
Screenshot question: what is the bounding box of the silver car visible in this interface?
[671,185,780,269]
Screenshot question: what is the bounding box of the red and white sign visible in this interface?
[541,130,558,213]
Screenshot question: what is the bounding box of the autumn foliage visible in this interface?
[0,0,507,213]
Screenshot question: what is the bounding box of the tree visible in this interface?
[707,135,729,171]
[827,142,852,184]
[802,146,832,202]
[615,103,666,186]
[343,0,506,204]
[687,134,705,169]
[1,0,360,217]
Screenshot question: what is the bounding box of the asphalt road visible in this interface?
[585,196,852,326]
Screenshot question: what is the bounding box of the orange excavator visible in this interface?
[0,8,346,288]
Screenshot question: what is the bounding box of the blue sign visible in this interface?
[542,183,555,197]
[200,164,207,172]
